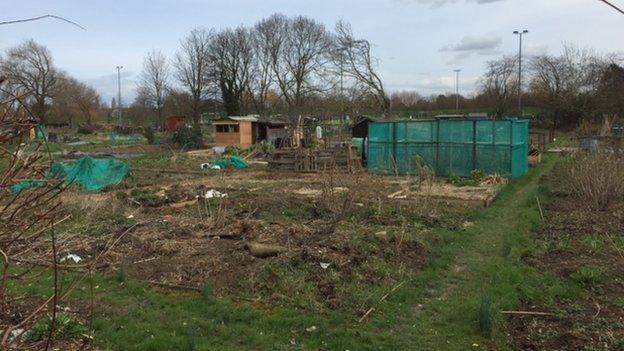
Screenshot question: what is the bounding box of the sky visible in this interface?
[1,0,624,105]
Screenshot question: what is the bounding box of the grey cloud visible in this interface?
[441,35,502,53]
[441,35,502,65]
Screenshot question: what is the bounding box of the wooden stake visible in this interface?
[358,280,407,323]
[501,310,555,316]
[144,280,201,292]
[358,307,375,323]
[536,196,544,221]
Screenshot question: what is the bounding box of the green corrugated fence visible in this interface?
[367,118,529,178]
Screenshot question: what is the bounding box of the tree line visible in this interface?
[133,13,389,130]
[390,46,624,129]
[2,15,623,131]
[0,40,103,127]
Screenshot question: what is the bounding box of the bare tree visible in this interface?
[259,14,332,113]
[210,27,254,116]
[334,20,389,114]
[596,62,624,119]
[480,56,518,118]
[251,17,281,113]
[51,73,102,127]
[530,46,605,127]
[1,40,57,121]
[73,80,101,126]
[174,27,214,130]
[138,50,169,124]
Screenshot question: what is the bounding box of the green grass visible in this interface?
[7,156,575,350]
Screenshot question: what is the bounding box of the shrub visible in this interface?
[253,140,275,155]
[478,295,496,338]
[143,126,155,145]
[471,169,485,182]
[116,263,127,283]
[448,174,462,185]
[202,281,214,301]
[76,125,94,135]
[571,267,606,288]
[560,153,624,210]
[224,145,242,156]
[26,313,88,342]
[171,126,203,150]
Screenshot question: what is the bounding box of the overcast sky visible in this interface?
[1,0,623,105]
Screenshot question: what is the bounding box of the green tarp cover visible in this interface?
[10,157,129,193]
[214,155,249,170]
[50,157,130,192]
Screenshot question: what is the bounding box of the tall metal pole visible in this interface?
[454,69,461,112]
[513,30,528,116]
[116,65,123,125]
[340,46,345,127]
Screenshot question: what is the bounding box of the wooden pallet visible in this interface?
[268,146,361,173]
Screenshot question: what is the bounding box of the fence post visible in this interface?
[510,120,514,177]
[472,120,477,172]
[392,122,397,174]
[435,119,440,176]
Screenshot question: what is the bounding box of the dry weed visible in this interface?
[560,152,624,210]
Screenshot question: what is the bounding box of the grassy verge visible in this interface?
[384,156,570,350]
[8,158,564,350]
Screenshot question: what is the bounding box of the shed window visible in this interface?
[216,124,239,133]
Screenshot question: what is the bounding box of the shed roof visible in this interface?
[213,116,259,124]
[353,116,385,125]
[257,115,290,125]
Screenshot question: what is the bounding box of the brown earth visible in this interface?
[47,167,486,312]
[508,194,624,351]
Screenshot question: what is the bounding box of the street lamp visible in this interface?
[453,69,461,112]
[116,65,123,125]
[513,30,528,117]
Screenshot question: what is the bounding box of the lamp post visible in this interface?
[453,69,461,112]
[513,30,528,117]
[116,65,123,125]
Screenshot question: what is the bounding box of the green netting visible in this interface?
[10,180,47,193]
[367,118,529,178]
[10,157,130,193]
[36,125,46,139]
[213,155,249,170]
[50,157,130,192]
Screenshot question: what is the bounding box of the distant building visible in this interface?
[165,116,186,132]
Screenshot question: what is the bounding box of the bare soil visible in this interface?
[508,194,624,350]
[43,165,491,312]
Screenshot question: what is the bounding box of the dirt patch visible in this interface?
[0,296,96,351]
[24,167,477,314]
[99,213,428,312]
[507,194,624,350]
[388,180,503,207]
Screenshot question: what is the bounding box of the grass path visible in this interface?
[380,158,556,350]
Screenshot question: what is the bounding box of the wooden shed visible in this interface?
[352,116,380,139]
[213,116,289,149]
[213,116,256,148]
